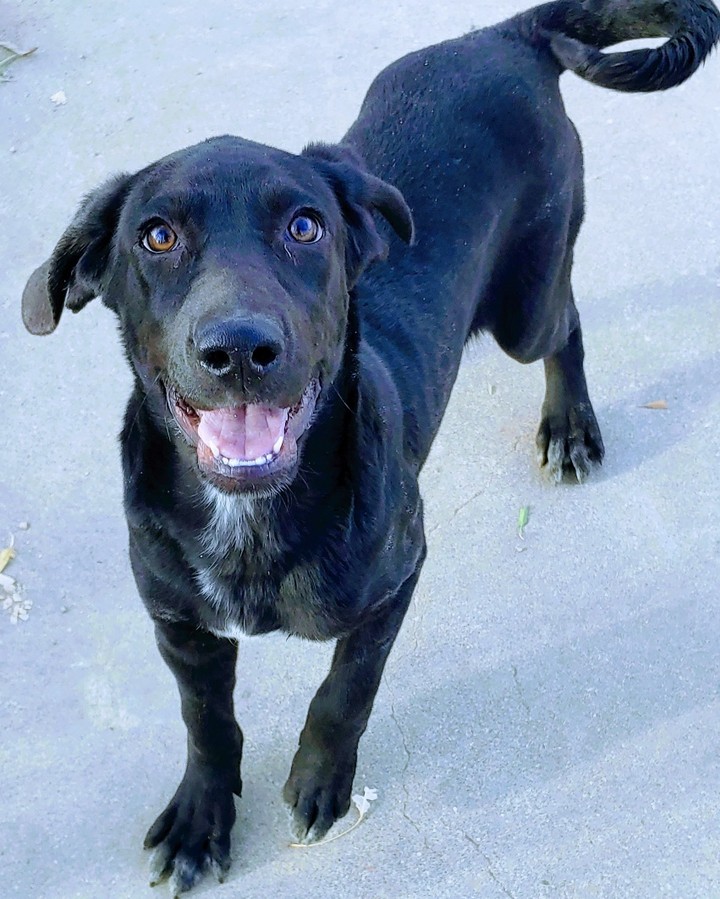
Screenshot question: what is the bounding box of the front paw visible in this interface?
[536,399,604,483]
[144,767,238,896]
[283,743,356,843]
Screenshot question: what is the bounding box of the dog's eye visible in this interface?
[287,213,323,244]
[142,222,178,253]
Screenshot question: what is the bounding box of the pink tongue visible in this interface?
[197,404,288,461]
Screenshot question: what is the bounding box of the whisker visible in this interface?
[331,383,355,415]
[127,371,164,435]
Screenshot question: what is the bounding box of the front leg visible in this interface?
[145,619,243,895]
[284,568,421,843]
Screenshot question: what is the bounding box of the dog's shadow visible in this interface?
[361,586,717,871]
[580,272,719,480]
[219,584,718,892]
[587,348,720,482]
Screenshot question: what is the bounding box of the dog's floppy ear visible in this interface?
[22,173,134,335]
[302,143,414,287]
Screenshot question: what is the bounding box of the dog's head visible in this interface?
[22,137,413,494]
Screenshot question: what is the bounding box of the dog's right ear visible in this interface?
[302,142,414,288]
[22,173,134,335]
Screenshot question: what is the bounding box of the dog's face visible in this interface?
[22,137,413,494]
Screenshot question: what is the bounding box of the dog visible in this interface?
[21,0,720,893]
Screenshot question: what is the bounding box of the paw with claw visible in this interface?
[283,741,357,844]
[145,766,240,896]
[536,399,604,483]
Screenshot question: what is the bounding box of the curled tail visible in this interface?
[524,0,720,90]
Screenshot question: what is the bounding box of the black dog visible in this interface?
[21,0,719,893]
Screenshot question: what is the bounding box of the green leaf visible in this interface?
[517,505,530,538]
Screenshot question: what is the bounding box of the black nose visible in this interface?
[194,317,284,380]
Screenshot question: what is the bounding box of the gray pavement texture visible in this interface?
[1,1,719,897]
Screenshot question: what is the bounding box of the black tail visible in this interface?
[522,0,720,91]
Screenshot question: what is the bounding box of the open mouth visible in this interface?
[166,380,320,490]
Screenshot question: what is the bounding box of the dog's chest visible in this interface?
[194,489,330,640]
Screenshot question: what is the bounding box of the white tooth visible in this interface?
[218,450,280,469]
[272,432,284,455]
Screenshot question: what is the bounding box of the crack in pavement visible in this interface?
[427,487,485,537]
[511,663,531,716]
[385,693,437,857]
[464,833,517,899]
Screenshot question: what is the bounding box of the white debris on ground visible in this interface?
[1,536,31,624]
[1,573,31,624]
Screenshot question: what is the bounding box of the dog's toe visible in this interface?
[287,790,345,844]
[536,400,604,483]
[284,752,354,843]
[145,771,235,894]
[166,855,203,897]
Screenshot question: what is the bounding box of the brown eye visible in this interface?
[287,213,323,244]
[142,222,178,253]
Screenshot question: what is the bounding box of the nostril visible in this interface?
[202,348,233,373]
[251,345,278,369]
[195,319,284,379]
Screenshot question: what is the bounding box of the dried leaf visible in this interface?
[0,545,15,573]
[0,534,30,624]
[0,44,37,79]
[641,400,668,410]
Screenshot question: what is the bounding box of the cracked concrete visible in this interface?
[388,698,435,856]
[2,1,720,898]
[510,665,531,718]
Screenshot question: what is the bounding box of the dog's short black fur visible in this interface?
[22,0,720,892]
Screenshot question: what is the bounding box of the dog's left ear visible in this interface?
[303,143,414,287]
[22,173,134,335]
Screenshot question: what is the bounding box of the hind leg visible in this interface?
[490,186,603,482]
[536,308,604,482]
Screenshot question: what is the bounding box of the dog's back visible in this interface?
[343,0,720,466]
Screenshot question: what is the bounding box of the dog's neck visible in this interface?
[198,483,262,557]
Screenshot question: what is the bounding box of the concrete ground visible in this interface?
[1,1,719,897]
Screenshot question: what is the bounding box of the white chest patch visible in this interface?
[194,484,312,638]
[207,621,252,642]
[199,484,257,559]
[195,485,257,617]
